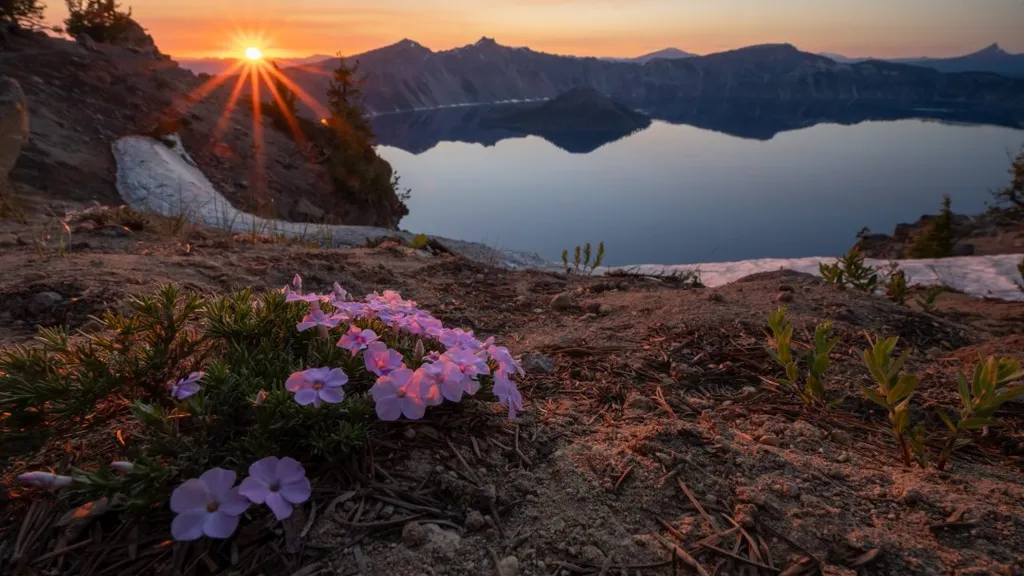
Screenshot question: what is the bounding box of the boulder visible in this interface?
[0,77,29,183]
[291,197,326,221]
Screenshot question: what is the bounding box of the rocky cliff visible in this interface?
[284,39,1024,116]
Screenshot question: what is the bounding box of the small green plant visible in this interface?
[766,308,839,406]
[908,195,955,259]
[820,248,878,293]
[885,265,909,305]
[861,335,920,466]
[935,356,1024,470]
[915,286,944,313]
[562,242,605,275]
[409,233,429,250]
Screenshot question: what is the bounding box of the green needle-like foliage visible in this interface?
[562,242,607,275]
[820,248,878,293]
[861,335,920,466]
[561,249,570,273]
[573,246,582,271]
[915,286,943,313]
[583,243,592,268]
[936,356,1024,470]
[885,267,909,305]
[766,308,838,407]
[594,242,605,269]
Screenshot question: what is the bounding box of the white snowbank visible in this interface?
[112,135,1024,302]
[111,135,548,268]
[605,256,1024,302]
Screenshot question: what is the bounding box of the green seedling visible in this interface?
[915,286,943,313]
[884,265,908,305]
[936,356,1024,470]
[861,334,920,466]
[766,307,839,406]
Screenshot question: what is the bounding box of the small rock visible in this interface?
[474,274,485,282]
[582,313,598,320]
[24,271,47,282]
[464,510,486,531]
[522,353,555,375]
[497,556,520,576]
[899,487,924,506]
[778,284,795,293]
[583,302,602,314]
[758,434,781,446]
[740,386,757,395]
[403,428,416,440]
[550,292,573,311]
[835,453,850,463]
[554,335,580,348]
[581,545,606,565]
[379,505,395,519]
[29,291,63,314]
[708,292,725,302]
[402,522,428,548]
[830,430,852,447]
[775,292,794,303]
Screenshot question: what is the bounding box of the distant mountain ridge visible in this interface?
[603,47,698,63]
[818,43,1024,77]
[277,38,1024,117]
[177,54,334,75]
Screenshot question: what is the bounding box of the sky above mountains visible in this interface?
[44,0,1024,59]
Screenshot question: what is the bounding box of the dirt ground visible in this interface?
[2,207,1024,576]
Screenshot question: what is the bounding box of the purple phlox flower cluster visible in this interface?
[493,369,524,421]
[441,348,490,394]
[371,368,433,421]
[238,456,311,521]
[170,371,205,400]
[285,367,348,407]
[169,468,250,541]
[170,459,311,540]
[439,328,479,350]
[487,344,524,377]
[296,306,341,332]
[363,342,405,377]
[17,471,74,489]
[414,359,466,403]
[398,312,444,337]
[337,326,379,355]
[284,275,319,303]
[329,282,350,306]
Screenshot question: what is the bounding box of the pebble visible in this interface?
[708,292,725,302]
[554,335,580,348]
[899,487,924,506]
[497,556,520,576]
[778,284,795,293]
[550,292,573,311]
[24,271,48,282]
[835,453,850,463]
[29,291,63,314]
[775,292,794,303]
[474,274,485,282]
[464,510,486,531]
[740,386,757,395]
[830,430,852,447]
[380,505,395,519]
[581,545,606,565]
[758,434,781,446]
[402,522,428,548]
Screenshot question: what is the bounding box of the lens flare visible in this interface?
[245,46,263,61]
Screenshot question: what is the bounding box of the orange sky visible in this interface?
[44,0,1024,59]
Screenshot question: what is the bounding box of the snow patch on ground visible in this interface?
[113,135,1024,302]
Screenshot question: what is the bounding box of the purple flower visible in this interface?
[17,471,74,489]
[337,326,379,355]
[330,282,350,304]
[169,468,250,541]
[371,368,429,421]
[296,308,341,332]
[363,342,405,377]
[493,370,524,421]
[238,456,311,521]
[400,313,443,337]
[424,350,442,363]
[171,371,205,400]
[443,349,490,394]
[285,367,348,407]
[417,360,468,403]
[439,328,480,350]
[488,345,524,377]
[285,292,320,303]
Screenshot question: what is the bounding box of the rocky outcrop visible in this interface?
[0,77,29,184]
[283,40,1024,116]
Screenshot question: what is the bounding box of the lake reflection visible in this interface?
[374,109,1024,266]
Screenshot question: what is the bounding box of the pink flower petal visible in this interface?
[280,477,312,504]
[276,457,306,484]
[199,468,237,500]
[170,479,210,513]
[238,475,269,504]
[248,457,280,486]
[219,487,251,516]
[204,510,241,539]
[265,491,294,520]
[374,396,403,421]
[402,397,427,420]
[293,389,319,406]
[171,509,207,541]
[318,388,344,404]
[285,373,309,392]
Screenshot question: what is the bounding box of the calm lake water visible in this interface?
[375,114,1024,266]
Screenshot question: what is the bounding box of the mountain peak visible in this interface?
[972,43,1008,57]
[475,37,499,47]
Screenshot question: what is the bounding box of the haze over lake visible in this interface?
[376,115,1024,266]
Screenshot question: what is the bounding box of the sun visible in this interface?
[245,46,263,61]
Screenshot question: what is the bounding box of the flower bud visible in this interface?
[110,461,135,474]
[17,471,74,489]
